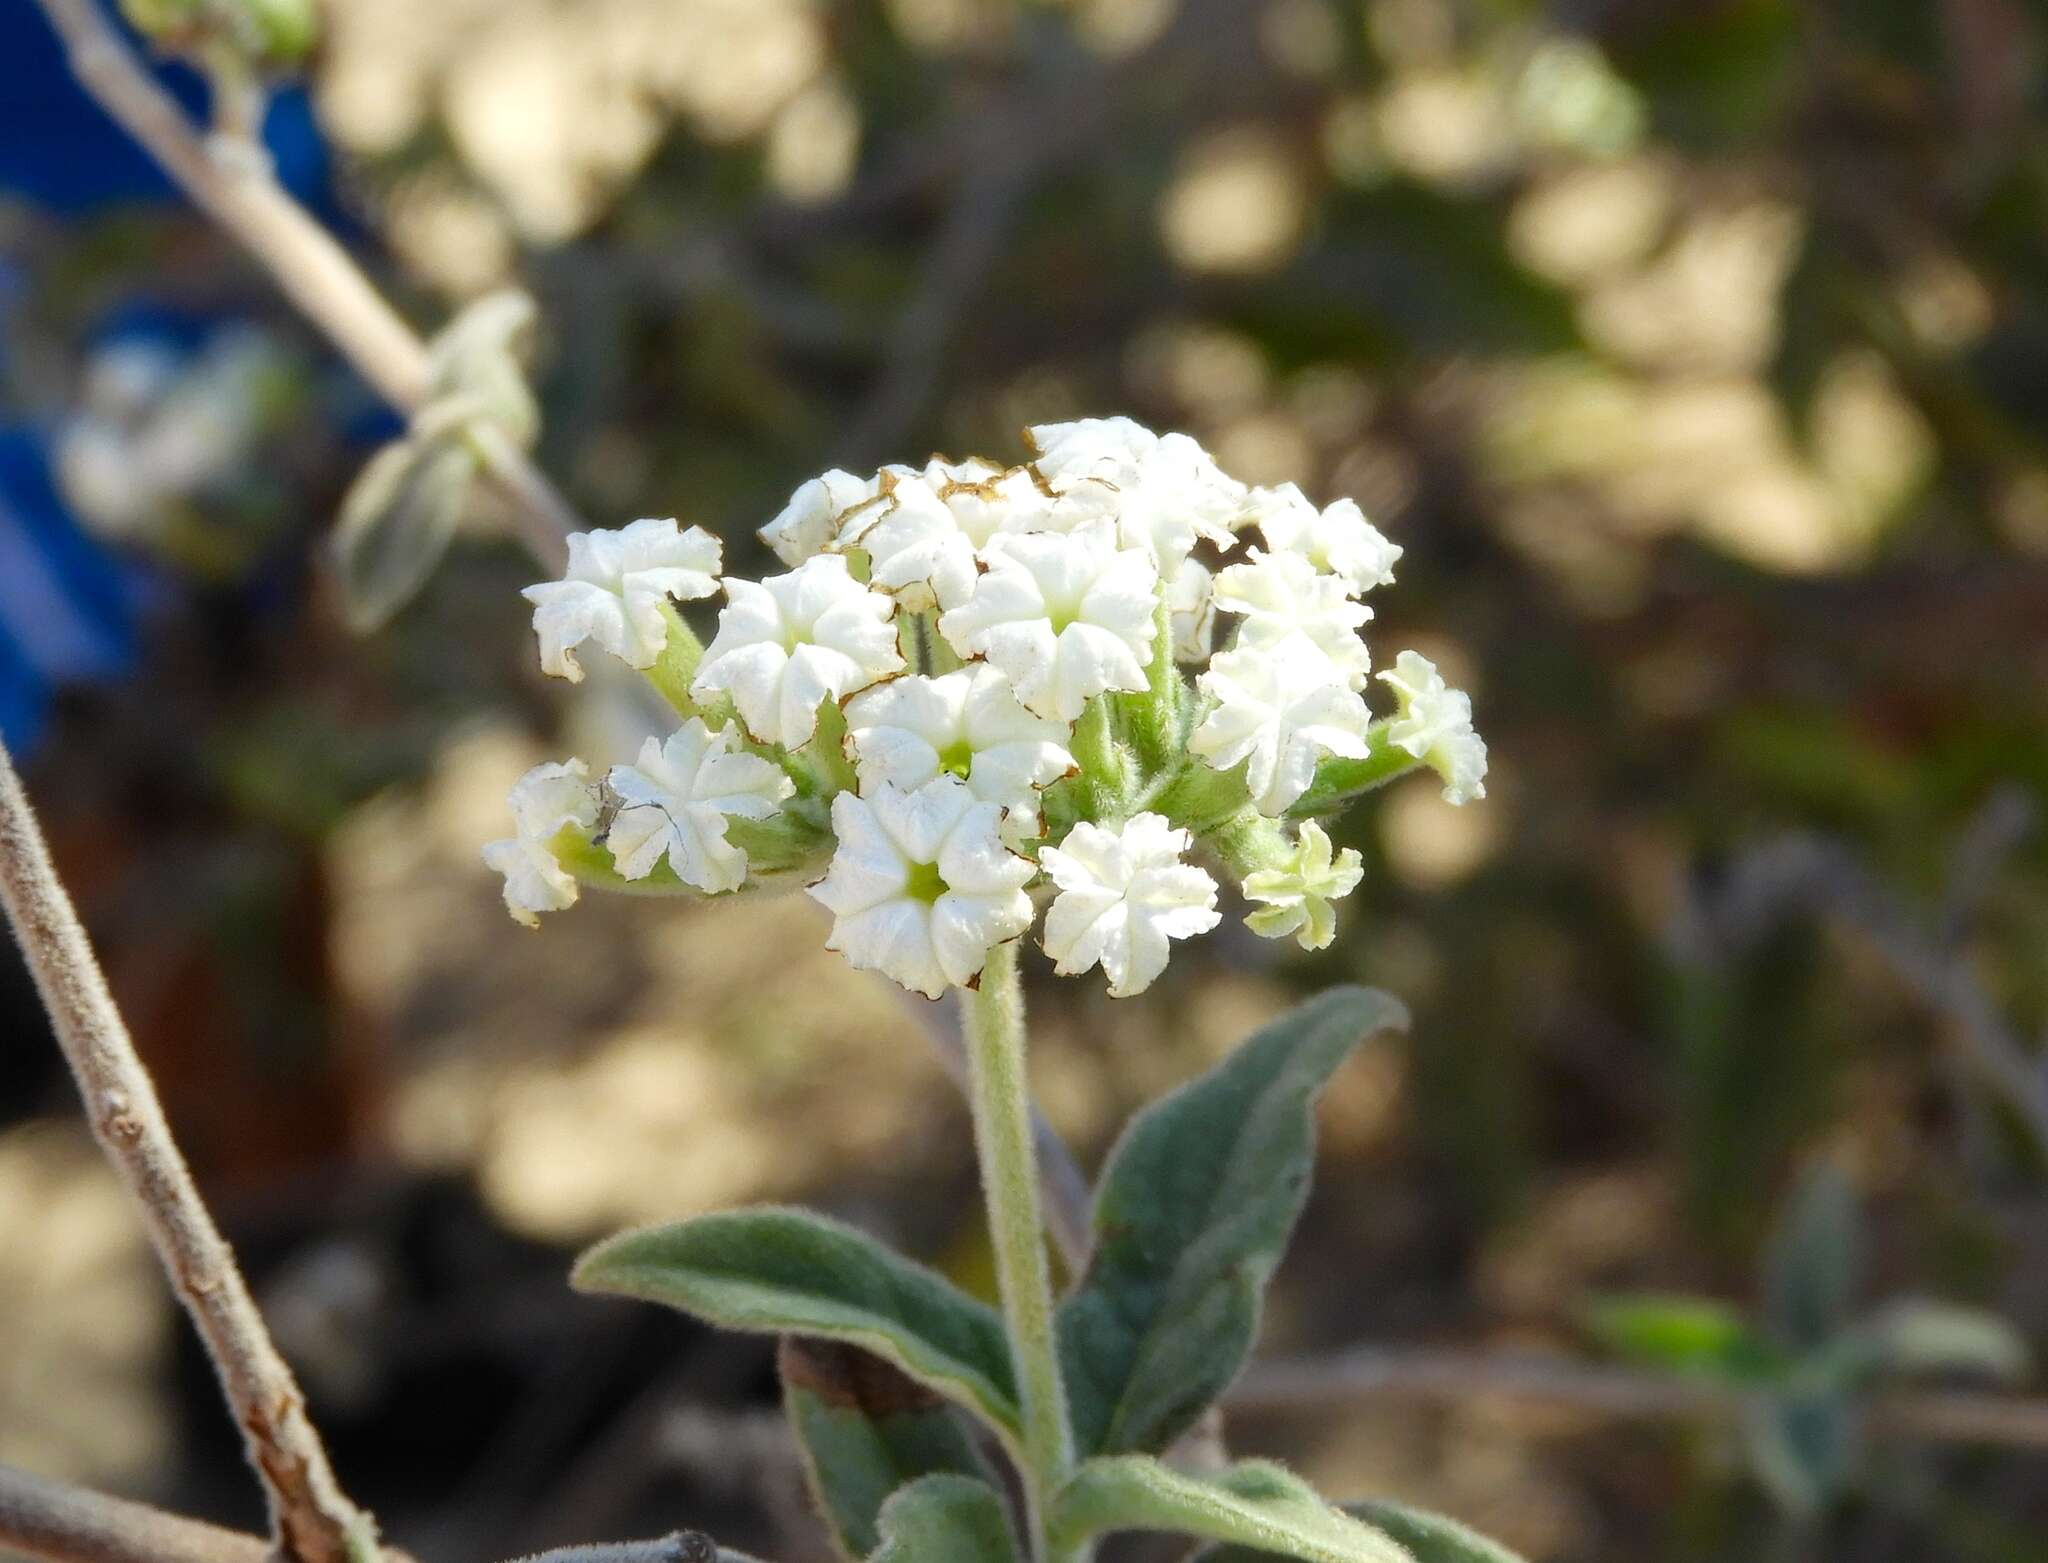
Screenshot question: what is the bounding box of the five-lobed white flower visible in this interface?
[1040,813,1220,997]
[808,777,1036,999]
[1211,549,1373,689]
[1027,417,1246,572]
[522,518,722,681]
[1241,820,1365,951]
[843,666,1075,831]
[1191,641,1374,816]
[693,555,905,748]
[834,469,982,612]
[483,760,599,927]
[1379,650,1489,805]
[927,457,1058,542]
[937,523,1160,721]
[1251,484,1403,595]
[605,719,794,893]
[758,468,878,567]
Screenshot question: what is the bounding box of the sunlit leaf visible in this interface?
[573,1208,1022,1450]
[1059,987,1409,1456]
[1049,1457,1412,1563]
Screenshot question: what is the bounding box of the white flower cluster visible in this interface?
[485,418,1487,999]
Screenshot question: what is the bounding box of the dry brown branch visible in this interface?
[0,1464,270,1563]
[28,0,575,574]
[1230,1347,2048,1449]
[0,741,374,1563]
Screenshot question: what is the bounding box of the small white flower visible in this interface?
[1028,418,1246,571]
[758,469,878,567]
[1166,557,1216,663]
[835,471,980,612]
[1241,820,1364,951]
[522,518,723,681]
[844,666,1074,830]
[1251,484,1402,594]
[1191,642,1373,815]
[605,719,794,893]
[693,555,905,748]
[483,760,599,927]
[936,524,1159,721]
[1040,813,1220,996]
[808,778,1036,998]
[1211,549,1373,689]
[926,458,1060,546]
[1379,650,1488,805]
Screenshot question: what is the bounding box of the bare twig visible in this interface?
[0,742,374,1563]
[1230,1347,2048,1449]
[0,1465,269,1563]
[28,0,572,574]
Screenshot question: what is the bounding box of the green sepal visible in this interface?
[645,601,708,719]
[572,1207,1024,1454]
[778,1338,996,1561]
[1112,600,1185,781]
[1047,1457,1412,1563]
[868,1475,1023,1563]
[1059,987,1409,1456]
[1150,754,1254,838]
[1286,724,1419,819]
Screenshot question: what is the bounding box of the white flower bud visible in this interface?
[483,760,599,927]
[1241,820,1364,950]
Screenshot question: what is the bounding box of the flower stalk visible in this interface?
[962,940,1074,1561]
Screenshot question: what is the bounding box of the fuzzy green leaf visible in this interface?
[1764,1162,1862,1352]
[777,1338,995,1561]
[1584,1293,1782,1382]
[1831,1300,2030,1386]
[869,1475,1022,1563]
[573,1208,1021,1450]
[1048,1457,1412,1563]
[1193,1500,1526,1563]
[1059,987,1409,1455]
[330,433,477,631]
[1742,1392,1856,1518]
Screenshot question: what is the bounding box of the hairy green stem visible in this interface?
[644,603,705,719]
[1112,601,1180,782]
[1284,722,1422,818]
[964,942,1074,1561]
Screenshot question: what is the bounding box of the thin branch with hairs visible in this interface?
[0,1465,755,1563]
[0,743,377,1563]
[0,1464,269,1563]
[27,0,575,574]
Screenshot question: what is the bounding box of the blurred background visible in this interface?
[3,1,2046,1559]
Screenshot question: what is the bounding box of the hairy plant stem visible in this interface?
[0,742,375,1563]
[963,942,1076,1562]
